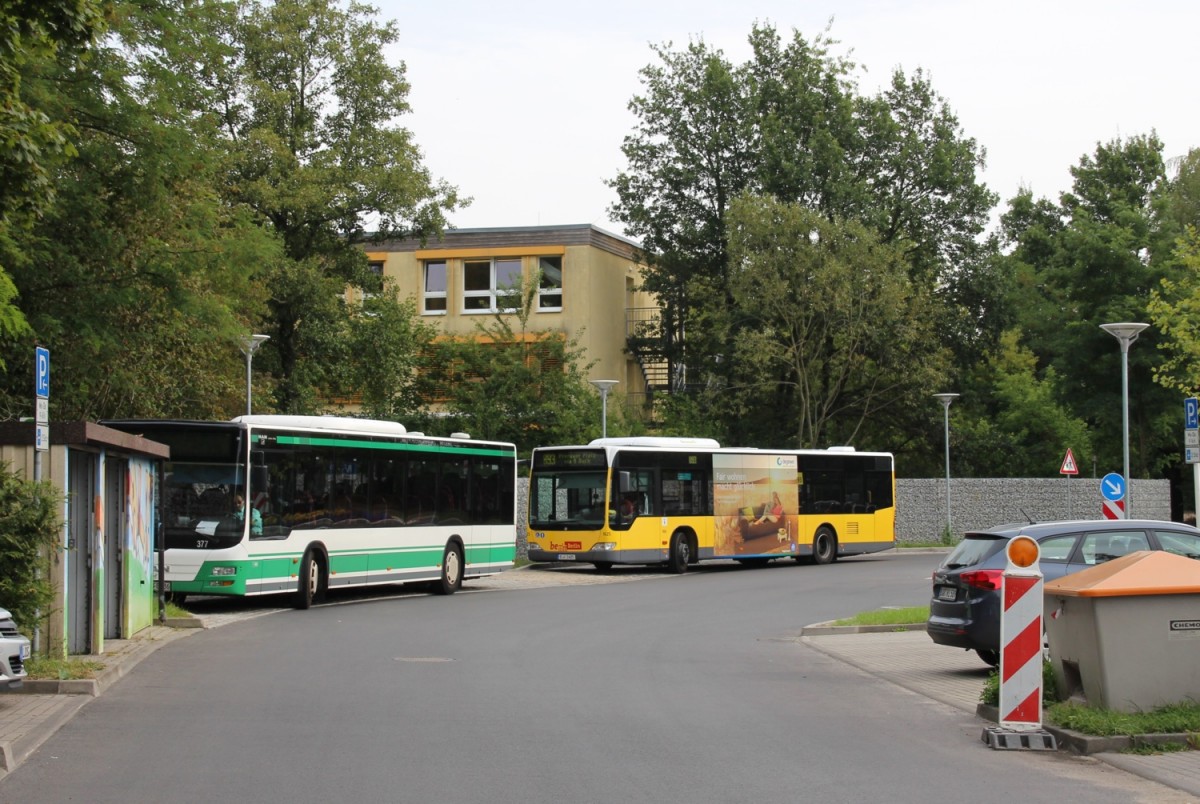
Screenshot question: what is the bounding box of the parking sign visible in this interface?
[35,346,49,399]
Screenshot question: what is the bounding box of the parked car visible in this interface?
[927,519,1200,666]
[1,606,31,690]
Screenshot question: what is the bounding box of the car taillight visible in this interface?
[961,569,1003,591]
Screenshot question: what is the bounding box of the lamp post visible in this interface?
[589,380,619,439]
[933,393,959,539]
[1100,322,1148,516]
[240,334,270,416]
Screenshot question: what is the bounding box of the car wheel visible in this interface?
[812,527,837,565]
[433,542,463,594]
[295,550,322,609]
[667,532,690,574]
[976,649,1000,667]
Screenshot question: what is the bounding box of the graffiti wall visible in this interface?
[125,456,157,633]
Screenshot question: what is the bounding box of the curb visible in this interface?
[975,703,1197,755]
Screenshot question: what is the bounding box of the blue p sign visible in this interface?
[35,346,49,399]
[1187,397,1199,430]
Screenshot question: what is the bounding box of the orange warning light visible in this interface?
[1007,535,1039,568]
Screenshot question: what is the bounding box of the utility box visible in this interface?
[1044,551,1200,712]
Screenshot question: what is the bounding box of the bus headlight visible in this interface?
[211,566,237,576]
[591,542,616,552]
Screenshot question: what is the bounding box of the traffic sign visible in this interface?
[1100,472,1125,502]
[1059,449,1078,476]
[1103,498,1126,520]
[1187,397,1199,430]
[35,346,49,399]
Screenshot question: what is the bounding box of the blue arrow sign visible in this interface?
[1100,472,1126,502]
[1187,397,1199,430]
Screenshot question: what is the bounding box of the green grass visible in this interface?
[832,605,928,627]
[1048,701,1200,738]
[24,655,106,681]
[164,600,191,619]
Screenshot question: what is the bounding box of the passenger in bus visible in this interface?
[234,493,263,536]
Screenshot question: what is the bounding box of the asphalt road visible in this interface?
[0,554,1180,803]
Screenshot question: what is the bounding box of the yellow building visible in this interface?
[365,224,664,414]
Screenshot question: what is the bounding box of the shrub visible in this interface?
[0,463,62,631]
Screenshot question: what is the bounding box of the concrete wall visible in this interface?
[894,478,1172,543]
[512,477,1174,557]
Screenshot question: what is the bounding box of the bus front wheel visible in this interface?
[812,527,837,565]
[295,550,323,609]
[433,542,463,595]
[667,532,690,574]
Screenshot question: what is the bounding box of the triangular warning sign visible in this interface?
[1060,448,1079,476]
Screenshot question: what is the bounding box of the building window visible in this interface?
[463,258,522,313]
[424,261,447,314]
[538,256,562,310]
[362,261,384,302]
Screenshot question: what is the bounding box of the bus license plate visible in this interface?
[937,586,956,601]
[557,554,576,561]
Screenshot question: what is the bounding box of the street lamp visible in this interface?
[1100,322,1148,516]
[239,334,270,416]
[589,380,619,439]
[933,393,959,539]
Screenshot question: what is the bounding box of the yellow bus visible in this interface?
[526,437,894,572]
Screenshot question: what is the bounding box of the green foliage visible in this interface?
[0,465,61,631]
[1001,134,1178,479]
[1047,700,1200,737]
[419,277,608,457]
[832,606,928,627]
[951,330,1093,477]
[718,194,948,449]
[212,0,462,413]
[611,22,998,456]
[329,281,436,421]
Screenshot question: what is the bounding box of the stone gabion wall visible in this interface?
[895,478,1172,543]
[513,477,1173,555]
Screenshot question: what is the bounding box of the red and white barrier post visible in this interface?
[1000,535,1043,728]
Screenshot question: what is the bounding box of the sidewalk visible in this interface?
[803,628,1200,800]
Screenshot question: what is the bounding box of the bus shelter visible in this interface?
[0,422,168,657]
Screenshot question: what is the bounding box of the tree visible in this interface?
[0,0,109,357]
[1003,135,1176,478]
[0,0,275,419]
[421,278,608,456]
[1149,227,1200,395]
[720,194,947,449]
[210,0,462,412]
[610,23,1001,454]
[0,1,272,418]
[952,330,1093,478]
[329,281,437,422]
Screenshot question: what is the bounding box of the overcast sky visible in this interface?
[380,0,1196,239]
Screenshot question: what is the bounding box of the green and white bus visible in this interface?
[105,415,518,608]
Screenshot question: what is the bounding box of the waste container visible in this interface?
[1044,550,1200,712]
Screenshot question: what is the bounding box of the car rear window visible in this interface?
[941,534,1005,569]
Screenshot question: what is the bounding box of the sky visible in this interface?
[379,0,1196,240]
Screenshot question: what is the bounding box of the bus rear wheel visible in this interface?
[433,542,463,595]
[812,527,837,565]
[667,532,690,574]
[295,550,323,609]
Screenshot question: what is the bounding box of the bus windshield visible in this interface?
[529,469,608,529]
[163,462,248,550]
